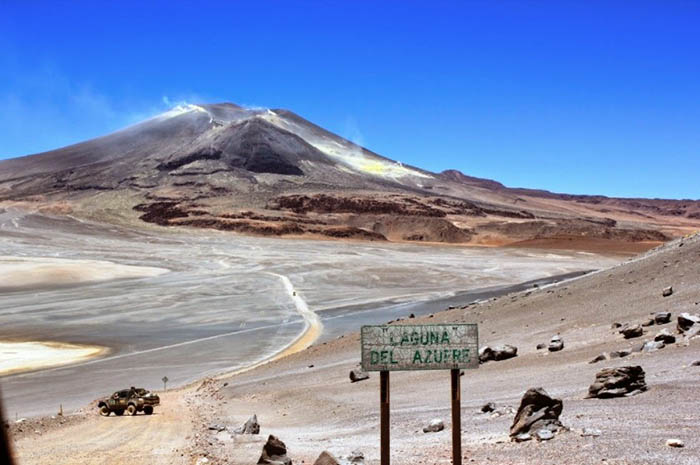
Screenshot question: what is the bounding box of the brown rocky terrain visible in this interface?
[1,102,699,252]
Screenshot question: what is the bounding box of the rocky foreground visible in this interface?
[185,233,700,464]
[8,233,700,465]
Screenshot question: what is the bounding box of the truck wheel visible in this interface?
[143,406,153,415]
[114,409,124,416]
[127,404,137,416]
[99,405,110,416]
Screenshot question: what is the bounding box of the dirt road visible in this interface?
[12,391,196,465]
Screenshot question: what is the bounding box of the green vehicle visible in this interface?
[97,387,160,416]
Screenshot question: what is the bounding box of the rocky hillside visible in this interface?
[1,102,699,249]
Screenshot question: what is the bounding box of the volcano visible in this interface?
[1,102,699,250]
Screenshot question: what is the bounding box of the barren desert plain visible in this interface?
[1,103,699,465]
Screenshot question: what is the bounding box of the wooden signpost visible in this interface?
[361,324,479,465]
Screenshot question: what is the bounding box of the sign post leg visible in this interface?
[380,370,390,465]
[451,368,462,465]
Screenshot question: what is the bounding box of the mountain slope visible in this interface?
[1,102,699,249]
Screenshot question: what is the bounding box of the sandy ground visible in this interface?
[0,341,108,376]
[9,233,700,464]
[0,256,168,292]
[183,233,699,465]
[5,210,699,464]
[11,391,195,465]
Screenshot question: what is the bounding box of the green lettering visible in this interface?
[380,350,389,364]
[453,349,461,361]
[390,350,398,364]
[441,331,450,344]
[370,351,379,364]
[413,350,423,363]
[429,331,439,345]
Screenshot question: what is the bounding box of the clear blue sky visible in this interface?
[1,1,699,199]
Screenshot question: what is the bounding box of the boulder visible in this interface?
[620,325,643,339]
[548,335,564,352]
[314,451,340,465]
[642,340,665,352]
[258,435,292,465]
[478,346,494,363]
[493,344,518,361]
[666,438,684,448]
[641,318,655,327]
[662,286,673,297]
[423,418,444,433]
[610,349,632,359]
[343,450,365,464]
[586,366,647,399]
[510,388,563,437]
[480,402,496,413]
[234,414,260,434]
[654,312,672,324]
[349,369,369,383]
[589,353,609,364]
[536,343,546,350]
[479,345,517,362]
[677,313,700,333]
[654,329,676,344]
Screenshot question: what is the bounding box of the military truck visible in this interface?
[97,387,160,416]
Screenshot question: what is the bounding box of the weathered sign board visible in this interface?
[361,324,479,372]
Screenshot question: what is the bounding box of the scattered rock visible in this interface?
[479,345,518,362]
[536,343,546,350]
[641,318,655,327]
[589,353,609,364]
[481,402,496,413]
[677,313,700,333]
[423,418,445,433]
[666,438,684,448]
[662,286,673,297]
[349,369,369,383]
[548,335,564,352]
[314,451,340,465]
[654,312,672,324]
[343,450,365,464]
[586,366,648,398]
[408,313,415,319]
[478,346,494,363]
[207,424,226,432]
[233,414,260,434]
[536,429,554,441]
[512,433,532,442]
[611,322,623,329]
[654,329,676,344]
[510,388,563,437]
[258,435,292,465]
[610,349,641,358]
[691,360,700,366]
[642,340,665,352]
[621,325,643,339]
[581,428,602,437]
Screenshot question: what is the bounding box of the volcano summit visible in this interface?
[1,102,699,249]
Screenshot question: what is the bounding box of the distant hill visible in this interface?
[1,102,699,251]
